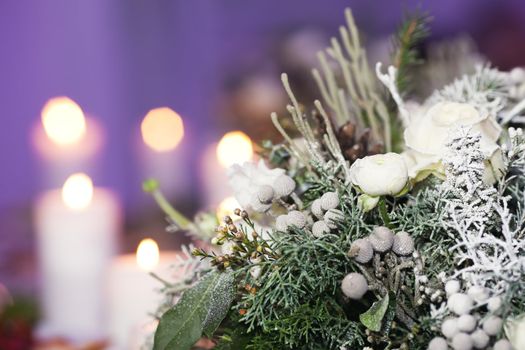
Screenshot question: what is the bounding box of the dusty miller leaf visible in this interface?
[359,293,390,332]
[153,270,235,350]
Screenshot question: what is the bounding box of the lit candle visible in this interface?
[138,107,188,199]
[34,173,120,342]
[32,97,103,188]
[108,239,178,349]
[201,131,254,208]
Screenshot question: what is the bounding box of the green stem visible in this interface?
[152,189,192,230]
[378,198,393,229]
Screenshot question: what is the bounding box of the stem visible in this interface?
[152,189,192,230]
[149,271,173,288]
[379,198,393,228]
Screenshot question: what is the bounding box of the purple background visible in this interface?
[2,0,525,294]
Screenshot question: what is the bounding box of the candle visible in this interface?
[201,131,254,208]
[138,107,189,199]
[108,239,178,349]
[33,97,103,188]
[35,173,120,342]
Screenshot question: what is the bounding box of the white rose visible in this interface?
[403,101,502,182]
[349,153,409,197]
[227,160,285,211]
[505,314,525,350]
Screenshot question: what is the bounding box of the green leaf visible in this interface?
[359,293,390,332]
[153,271,235,350]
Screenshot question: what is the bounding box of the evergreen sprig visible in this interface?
[391,12,430,95]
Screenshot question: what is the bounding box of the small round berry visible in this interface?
[441,317,459,339]
[312,220,330,237]
[487,296,502,313]
[348,238,374,264]
[427,337,448,350]
[467,286,488,303]
[323,209,344,229]
[470,329,489,349]
[448,293,473,316]
[341,272,368,300]
[451,332,473,350]
[275,215,289,232]
[493,339,512,350]
[368,226,394,252]
[311,199,324,219]
[482,316,503,336]
[287,210,307,229]
[257,185,275,204]
[320,191,339,211]
[445,280,461,296]
[392,231,415,256]
[273,175,296,197]
[250,198,272,213]
[457,314,477,333]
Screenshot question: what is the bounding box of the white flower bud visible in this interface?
[493,339,512,350]
[273,175,296,197]
[312,221,330,237]
[257,185,275,204]
[457,314,477,333]
[467,286,488,303]
[349,153,409,196]
[323,209,344,229]
[442,317,459,338]
[448,293,473,316]
[428,337,448,350]
[275,215,289,231]
[320,192,339,211]
[451,332,473,350]
[341,272,368,300]
[369,226,394,252]
[470,329,489,349]
[287,210,307,229]
[482,316,503,336]
[311,199,324,219]
[357,193,380,212]
[348,238,374,264]
[392,231,415,256]
[445,280,461,296]
[487,296,502,312]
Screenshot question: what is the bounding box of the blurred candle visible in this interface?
[33,97,103,188]
[108,239,178,349]
[35,173,120,342]
[201,131,253,208]
[138,107,188,199]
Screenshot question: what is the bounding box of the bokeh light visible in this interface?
[61,173,94,210]
[216,131,253,168]
[41,97,86,146]
[136,238,160,271]
[141,107,184,152]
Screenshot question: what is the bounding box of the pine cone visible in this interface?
[337,122,383,162]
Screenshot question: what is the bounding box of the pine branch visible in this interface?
[391,12,430,95]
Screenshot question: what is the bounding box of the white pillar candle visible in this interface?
[108,239,178,350]
[35,173,120,342]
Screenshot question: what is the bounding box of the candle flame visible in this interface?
[136,238,160,271]
[141,107,184,152]
[217,196,240,220]
[216,131,253,168]
[41,97,86,145]
[62,173,94,210]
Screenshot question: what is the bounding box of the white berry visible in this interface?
[341,272,368,300]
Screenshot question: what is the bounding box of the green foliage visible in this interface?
[359,292,393,332]
[153,271,235,350]
[391,12,430,95]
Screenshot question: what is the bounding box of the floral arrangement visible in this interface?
[145,8,525,350]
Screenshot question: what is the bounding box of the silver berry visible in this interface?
[392,231,415,256]
[312,221,330,237]
[320,191,339,211]
[273,175,296,197]
[348,238,374,264]
[368,226,394,252]
[341,272,368,300]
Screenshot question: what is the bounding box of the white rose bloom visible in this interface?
[227,160,285,211]
[403,101,502,182]
[349,153,409,197]
[505,314,525,350]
